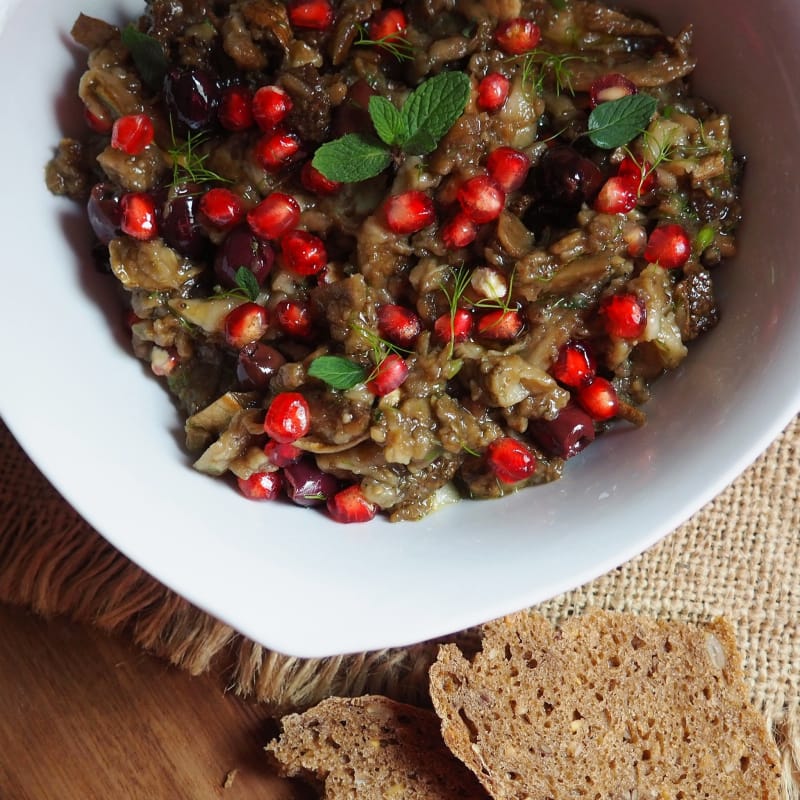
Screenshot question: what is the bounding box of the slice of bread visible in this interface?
[265,694,489,799]
[429,609,781,800]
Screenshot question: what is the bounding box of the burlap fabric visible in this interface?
[1,417,798,796]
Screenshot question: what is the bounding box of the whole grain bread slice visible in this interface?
[265,694,489,799]
[429,609,781,800]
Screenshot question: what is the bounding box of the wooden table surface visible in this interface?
[0,603,311,799]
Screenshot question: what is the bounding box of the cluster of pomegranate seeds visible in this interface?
[327,485,377,524]
[199,187,244,229]
[252,85,293,131]
[486,437,537,483]
[286,0,334,30]
[457,176,506,224]
[383,191,436,234]
[120,192,157,240]
[476,308,523,341]
[247,192,301,240]
[576,377,619,421]
[237,471,282,501]
[644,223,692,269]
[594,175,639,214]
[264,392,311,443]
[111,113,154,156]
[368,8,407,42]
[224,302,270,349]
[552,342,596,389]
[275,299,314,338]
[589,73,638,107]
[599,293,647,339]
[434,308,473,344]
[280,229,328,275]
[367,353,409,396]
[441,213,477,249]
[377,304,421,347]
[477,73,510,112]
[486,147,530,192]
[618,156,657,194]
[255,130,303,172]
[494,17,541,55]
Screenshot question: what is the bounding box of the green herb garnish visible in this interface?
[307,355,367,390]
[354,25,416,62]
[234,267,260,301]
[312,72,471,183]
[168,124,229,186]
[121,24,168,91]
[516,50,585,97]
[587,94,658,149]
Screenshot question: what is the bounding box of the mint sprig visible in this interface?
[121,24,168,92]
[587,94,658,149]
[307,355,367,390]
[312,72,471,183]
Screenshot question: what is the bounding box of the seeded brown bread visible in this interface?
[265,694,489,799]
[429,609,781,800]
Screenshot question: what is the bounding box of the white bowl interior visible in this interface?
[1,0,798,657]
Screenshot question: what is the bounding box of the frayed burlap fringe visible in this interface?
[1,417,798,797]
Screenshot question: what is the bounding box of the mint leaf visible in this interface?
[369,96,406,147]
[402,128,438,157]
[400,72,471,154]
[312,134,392,182]
[587,94,658,149]
[121,24,168,91]
[307,356,367,390]
[234,267,260,301]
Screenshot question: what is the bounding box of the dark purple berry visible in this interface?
[529,403,596,459]
[87,183,121,244]
[235,343,286,391]
[214,224,275,288]
[159,184,207,258]
[283,459,340,506]
[163,66,221,133]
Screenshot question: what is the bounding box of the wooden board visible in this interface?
[0,604,309,799]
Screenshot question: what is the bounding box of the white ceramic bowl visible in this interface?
[1,0,798,658]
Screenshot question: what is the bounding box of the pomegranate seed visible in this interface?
[494,18,541,55]
[252,85,293,131]
[486,436,537,483]
[457,175,506,224]
[367,353,409,396]
[377,304,421,347]
[111,113,154,156]
[476,308,523,341]
[275,298,314,338]
[280,229,328,276]
[264,440,303,468]
[552,341,596,388]
[434,308,473,344]
[247,193,301,240]
[237,471,282,501]
[120,192,158,240]
[327,485,377,524]
[218,86,254,131]
[200,187,244,230]
[599,293,646,339]
[383,190,436,234]
[594,175,639,214]
[264,391,311,443]
[441,213,478,249]
[254,129,302,172]
[300,161,342,195]
[589,73,638,108]
[84,106,112,134]
[224,302,269,348]
[287,0,334,30]
[486,147,530,193]
[477,73,511,112]
[618,155,657,194]
[644,223,691,269]
[368,8,407,42]
[576,377,619,421]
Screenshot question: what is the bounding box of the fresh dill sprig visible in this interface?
[438,266,473,358]
[354,24,417,62]
[511,50,586,97]
[168,118,229,186]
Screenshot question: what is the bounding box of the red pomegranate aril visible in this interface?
[552,341,596,388]
[224,302,269,348]
[120,192,158,240]
[600,293,646,339]
[237,471,282,501]
[644,223,691,269]
[434,308,473,344]
[300,161,342,195]
[476,308,523,341]
[441,213,478,250]
[84,106,112,134]
[457,175,506,224]
[287,0,334,30]
[200,187,244,230]
[327,485,377,524]
[377,304,421,347]
[368,8,407,42]
[276,299,314,338]
[486,147,530,193]
[255,130,302,172]
[486,437,537,484]
[111,113,154,156]
[576,377,619,421]
[383,191,435,235]
[477,72,511,112]
[594,175,639,214]
[264,440,303,468]
[248,193,301,240]
[494,17,541,55]
[618,155,657,194]
[252,85,293,131]
[589,73,638,107]
[218,86,254,131]
[264,391,311,443]
[280,229,328,276]
[367,354,409,396]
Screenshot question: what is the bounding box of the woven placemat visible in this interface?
[1,416,798,796]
